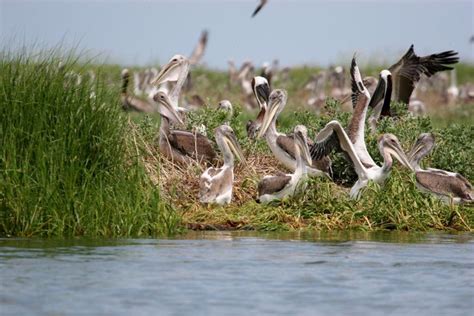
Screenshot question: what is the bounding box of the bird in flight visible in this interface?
[251,0,268,18]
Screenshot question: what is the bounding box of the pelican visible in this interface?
[257,125,312,203]
[121,69,156,113]
[199,125,246,205]
[151,55,190,112]
[154,92,217,165]
[189,30,208,66]
[247,76,270,138]
[407,133,473,204]
[251,0,268,17]
[257,89,331,177]
[369,45,459,116]
[218,100,233,124]
[310,57,412,198]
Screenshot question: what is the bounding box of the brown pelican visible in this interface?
[189,30,208,66]
[407,133,473,204]
[251,0,268,17]
[257,89,331,177]
[121,69,156,113]
[154,92,216,165]
[247,76,270,138]
[257,125,312,203]
[369,45,459,116]
[218,100,233,124]
[199,125,246,205]
[151,55,190,112]
[310,57,411,198]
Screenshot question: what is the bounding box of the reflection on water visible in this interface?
[1,232,473,316]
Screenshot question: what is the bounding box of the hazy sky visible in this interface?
[1,0,473,68]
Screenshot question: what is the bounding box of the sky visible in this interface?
[1,0,473,69]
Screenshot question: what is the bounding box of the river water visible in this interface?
[1,231,473,315]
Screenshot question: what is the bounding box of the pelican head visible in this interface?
[153,91,185,125]
[215,125,246,164]
[408,132,435,168]
[378,133,412,170]
[252,76,270,110]
[151,54,189,86]
[294,125,312,166]
[368,69,393,111]
[257,89,288,139]
[218,100,233,111]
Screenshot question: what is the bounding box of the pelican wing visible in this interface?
[416,171,473,200]
[347,57,370,143]
[121,95,156,113]
[168,130,217,163]
[389,45,459,104]
[189,30,208,65]
[276,135,297,159]
[258,175,291,197]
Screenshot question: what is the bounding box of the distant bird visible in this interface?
[251,0,268,18]
[369,45,459,116]
[120,69,156,113]
[199,125,246,205]
[470,35,474,43]
[189,30,209,66]
[154,92,217,165]
[407,133,473,204]
[257,125,312,203]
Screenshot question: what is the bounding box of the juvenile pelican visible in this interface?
[199,125,246,205]
[251,0,268,17]
[257,125,312,203]
[257,89,331,177]
[310,58,411,198]
[218,100,234,124]
[154,92,216,165]
[121,69,156,113]
[369,45,459,116]
[151,55,190,111]
[247,76,270,138]
[407,133,473,204]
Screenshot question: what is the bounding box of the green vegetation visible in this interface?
[0,49,473,237]
[0,51,179,237]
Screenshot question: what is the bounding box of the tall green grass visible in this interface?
[0,50,180,237]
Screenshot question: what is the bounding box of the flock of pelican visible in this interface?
[119,42,472,206]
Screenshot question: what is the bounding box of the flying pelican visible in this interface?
[189,30,209,66]
[251,0,268,17]
[257,89,332,177]
[199,125,246,205]
[407,133,473,204]
[369,45,459,116]
[247,76,270,138]
[151,55,190,112]
[257,125,312,203]
[310,57,412,198]
[154,92,217,165]
[121,69,156,113]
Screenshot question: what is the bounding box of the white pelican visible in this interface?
[199,125,246,205]
[121,69,156,113]
[310,57,411,198]
[407,133,473,204]
[251,0,268,17]
[257,125,312,203]
[154,92,217,165]
[247,76,270,138]
[151,55,190,112]
[369,45,459,116]
[257,89,331,177]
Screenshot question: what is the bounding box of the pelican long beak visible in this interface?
[257,95,282,139]
[389,144,414,171]
[368,76,386,109]
[295,131,312,166]
[151,60,180,86]
[155,94,185,125]
[224,133,246,164]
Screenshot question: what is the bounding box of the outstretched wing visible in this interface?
[189,30,209,65]
[251,0,268,18]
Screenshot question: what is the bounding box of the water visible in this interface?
[1,232,473,316]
